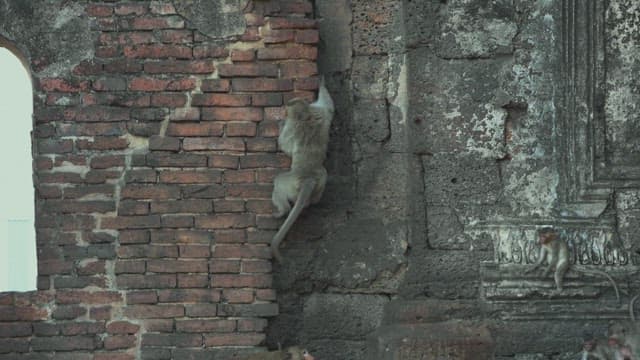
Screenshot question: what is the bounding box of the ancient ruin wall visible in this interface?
[0,1,317,358]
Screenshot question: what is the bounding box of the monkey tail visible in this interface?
[578,268,621,306]
[630,293,639,322]
[271,179,316,263]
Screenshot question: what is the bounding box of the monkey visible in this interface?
[238,346,315,360]
[270,76,334,262]
[581,338,633,360]
[526,227,620,304]
[607,295,640,359]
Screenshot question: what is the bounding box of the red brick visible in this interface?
[225,184,273,198]
[151,93,187,107]
[214,199,245,212]
[144,319,174,332]
[241,26,260,41]
[159,30,192,43]
[168,107,200,121]
[119,200,150,215]
[151,200,212,214]
[147,260,208,273]
[201,79,231,92]
[223,289,254,304]
[210,259,241,273]
[269,17,317,29]
[101,215,162,229]
[257,46,317,60]
[195,214,255,229]
[167,122,223,137]
[150,3,176,15]
[296,29,320,44]
[128,16,184,30]
[232,78,293,92]
[0,306,48,321]
[117,244,178,258]
[64,106,130,122]
[263,29,295,44]
[77,137,129,150]
[162,214,192,228]
[246,138,277,152]
[183,137,245,151]
[244,13,265,26]
[157,289,220,303]
[192,94,251,107]
[115,260,146,274]
[96,45,121,58]
[124,44,191,59]
[31,336,96,351]
[179,244,211,258]
[77,260,107,275]
[120,230,150,244]
[129,77,170,91]
[204,333,266,347]
[123,305,184,318]
[87,4,113,17]
[104,334,137,350]
[38,139,73,153]
[242,260,272,273]
[177,274,209,288]
[213,245,270,259]
[201,107,263,121]
[115,4,147,16]
[144,60,215,74]
[193,45,229,59]
[252,93,283,106]
[121,185,180,199]
[63,184,116,198]
[39,78,90,92]
[105,59,143,73]
[231,50,255,62]
[239,154,290,168]
[142,333,202,347]
[177,319,235,333]
[265,106,286,121]
[223,170,256,183]
[117,275,177,289]
[185,304,217,317]
[213,229,246,243]
[211,274,272,288]
[107,321,141,335]
[182,185,225,199]
[218,63,278,77]
[209,155,240,169]
[159,170,222,184]
[237,318,268,332]
[126,291,158,304]
[147,153,208,167]
[280,61,317,78]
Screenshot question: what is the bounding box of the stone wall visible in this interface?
[0,0,317,358]
[270,0,640,359]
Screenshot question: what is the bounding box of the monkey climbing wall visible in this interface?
[0,0,318,358]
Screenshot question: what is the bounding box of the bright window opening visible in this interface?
[0,46,36,292]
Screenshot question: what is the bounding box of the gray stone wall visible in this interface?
[269,0,640,359]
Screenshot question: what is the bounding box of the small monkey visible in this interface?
[607,295,640,359]
[581,338,632,360]
[526,227,620,304]
[238,346,315,360]
[270,77,334,262]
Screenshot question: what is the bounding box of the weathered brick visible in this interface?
[101,215,162,229]
[76,260,107,275]
[55,290,123,304]
[105,59,143,73]
[212,229,246,243]
[104,335,137,350]
[176,319,235,333]
[147,153,208,167]
[246,138,277,152]
[123,305,184,319]
[232,78,293,92]
[157,289,219,303]
[218,63,279,77]
[201,107,263,121]
[127,16,185,30]
[213,245,270,259]
[252,93,283,106]
[126,291,158,305]
[115,259,146,274]
[177,274,209,288]
[195,214,255,229]
[209,154,240,169]
[147,259,207,273]
[201,79,231,92]
[181,185,225,199]
[77,137,129,150]
[242,260,272,273]
[0,322,33,337]
[38,139,73,154]
[119,230,150,244]
[183,137,245,152]
[239,154,290,168]
[257,46,317,60]
[230,49,255,62]
[121,185,180,200]
[269,17,317,29]
[237,318,268,332]
[52,305,87,320]
[149,136,180,151]
[210,259,241,273]
[214,199,245,212]
[118,200,150,215]
[117,244,178,258]
[151,93,187,107]
[87,4,113,17]
[178,244,211,258]
[39,78,90,92]
[295,29,320,44]
[222,289,254,304]
[204,333,265,347]
[263,29,295,43]
[144,60,215,74]
[226,122,257,137]
[141,333,202,347]
[192,94,251,107]
[169,107,200,121]
[31,336,96,351]
[193,45,229,59]
[150,199,212,214]
[159,170,222,184]
[65,106,131,122]
[117,275,177,290]
[185,304,217,317]
[226,184,273,198]
[280,61,317,78]
[167,122,223,137]
[150,2,176,15]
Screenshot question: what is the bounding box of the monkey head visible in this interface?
[302,349,314,360]
[537,227,557,245]
[286,98,311,122]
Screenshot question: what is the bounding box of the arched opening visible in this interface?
[0,40,36,292]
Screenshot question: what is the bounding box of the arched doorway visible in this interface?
[0,41,36,292]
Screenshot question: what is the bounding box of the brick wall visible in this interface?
[0,1,317,358]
